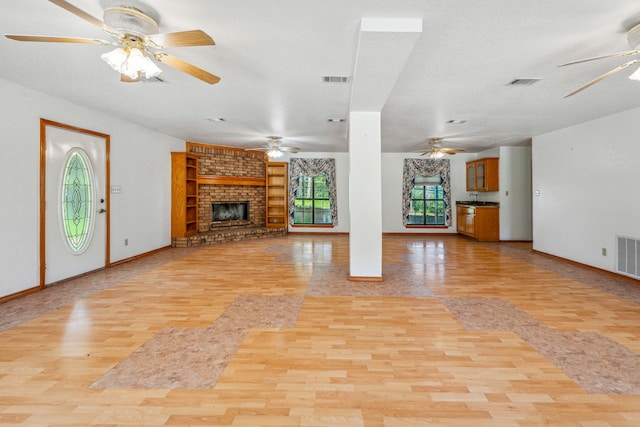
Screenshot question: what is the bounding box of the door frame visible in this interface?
[39,118,111,288]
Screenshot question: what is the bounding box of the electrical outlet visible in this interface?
[601,248,606,256]
[124,238,128,246]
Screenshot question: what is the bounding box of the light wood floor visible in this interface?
[1,234,640,426]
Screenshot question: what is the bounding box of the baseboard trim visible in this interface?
[0,286,41,304]
[532,249,640,285]
[349,275,384,282]
[0,245,173,303]
[110,245,172,267]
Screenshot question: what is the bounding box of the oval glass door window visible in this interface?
[60,148,96,254]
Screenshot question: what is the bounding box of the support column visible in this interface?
[348,111,382,280]
[347,18,422,281]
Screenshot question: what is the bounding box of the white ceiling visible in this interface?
[2,0,640,153]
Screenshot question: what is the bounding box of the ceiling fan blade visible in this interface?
[155,53,221,84]
[147,30,214,48]
[5,34,111,44]
[246,147,269,151]
[559,49,639,67]
[49,0,107,30]
[564,58,640,97]
[441,148,465,154]
[278,147,300,153]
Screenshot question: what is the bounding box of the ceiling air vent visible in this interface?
[322,75,350,83]
[508,78,543,86]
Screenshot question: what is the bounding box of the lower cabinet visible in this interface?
[456,205,499,242]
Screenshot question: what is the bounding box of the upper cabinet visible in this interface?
[466,157,499,192]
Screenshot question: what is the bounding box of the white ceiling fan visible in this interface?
[4,0,220,84]
[246,136,300,159]
[560,22,640,97]
[417,137,465,159]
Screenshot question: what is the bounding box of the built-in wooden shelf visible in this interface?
[197,175,266,186]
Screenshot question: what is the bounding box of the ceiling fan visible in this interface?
[4,0,220,84]
[560,22,640,97]
[246,136,300,159]
[418,138,465,159]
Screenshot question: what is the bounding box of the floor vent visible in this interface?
[617,235,640,278]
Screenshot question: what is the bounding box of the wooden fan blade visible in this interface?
[564,58,640,97]
[441,148,465,154]
[5,35,110,44]
[49,0,106,30]
[559,50,639,67]
[147,30,214,48]
[246,147,269,151]
[155,53,220,84]
[278,147,300,153]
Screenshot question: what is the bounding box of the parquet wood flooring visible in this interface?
[1,235,640,426]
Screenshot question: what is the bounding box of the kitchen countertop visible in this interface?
[456,201,500,207]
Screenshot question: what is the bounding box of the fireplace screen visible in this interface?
[212,201,249,222]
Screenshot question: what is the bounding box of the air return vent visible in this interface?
[617,235,640,278]
[508,78,543,86]
[322,75,350,83]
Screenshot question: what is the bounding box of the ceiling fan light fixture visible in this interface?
[101,43,162,80]
[427,150,444,159]
[101,47,128,70]
[267,148,283,158]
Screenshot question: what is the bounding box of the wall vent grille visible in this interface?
[617,235,640,278]
[322,75,350,83]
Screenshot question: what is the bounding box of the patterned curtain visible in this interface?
[402,158,451,226]
[288,158,338,225]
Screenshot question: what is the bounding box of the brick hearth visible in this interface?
[172,143,287,247]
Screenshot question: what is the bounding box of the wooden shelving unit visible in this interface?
[171,152,199,237]
[265,162,287,227]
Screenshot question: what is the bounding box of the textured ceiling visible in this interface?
[2,0,640,153]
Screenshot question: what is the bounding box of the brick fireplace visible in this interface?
[171,143,286,247]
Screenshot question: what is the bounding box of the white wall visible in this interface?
[533,106,640,273]
[499,146,532,241]
[0,78,183,298]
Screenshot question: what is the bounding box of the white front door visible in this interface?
[42,120,109,285]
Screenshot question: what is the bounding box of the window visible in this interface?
[408,175,445,225]
[294,174,332,224]
[402,158,451,227]
[288,158,338,226]
[61,148,95,254]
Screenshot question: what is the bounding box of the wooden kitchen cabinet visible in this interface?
[466,158,499,192]
[456,204,499,241]
[265,162,287,228]
[171,152,199,238]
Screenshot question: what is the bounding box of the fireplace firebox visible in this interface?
[212,201,249,222]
